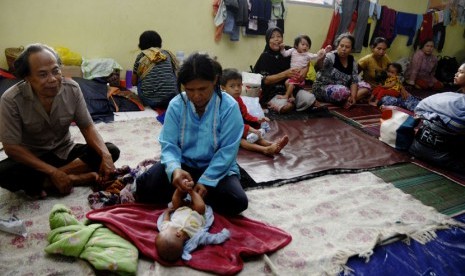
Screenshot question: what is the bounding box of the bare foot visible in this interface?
[368,101,378,107]
[69,172,99,186]
[263,144,279,157]
[28,190,47,200]
[274,135,289,154]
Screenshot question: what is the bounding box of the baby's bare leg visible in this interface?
[284,81,294,98]
[172,188,187,209]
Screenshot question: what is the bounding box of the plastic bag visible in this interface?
[56,46,82,66]
[305,62,317,82]
[0,215,27,237]
[241,96,265,119]
[435,56,459,84]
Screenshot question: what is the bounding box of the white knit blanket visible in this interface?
[242,172,462,275]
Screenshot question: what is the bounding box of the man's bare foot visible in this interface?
[368,101,378,106]
[28,190,47,200]
[275,135,289,154]
[69,172,99,186]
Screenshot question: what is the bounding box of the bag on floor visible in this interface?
[379,106,419,151]
[241,72,262,97]
[435,56,459,84]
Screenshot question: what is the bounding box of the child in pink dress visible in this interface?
[279,35,331,104]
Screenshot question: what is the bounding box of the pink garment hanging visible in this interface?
[418,13,434,45]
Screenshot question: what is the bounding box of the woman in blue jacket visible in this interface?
[136,53,248,215]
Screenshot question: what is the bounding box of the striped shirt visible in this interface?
[133,49,178,107]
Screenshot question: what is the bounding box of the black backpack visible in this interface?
[435,56,459,84]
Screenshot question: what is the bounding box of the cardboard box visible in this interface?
[61,65,82,78]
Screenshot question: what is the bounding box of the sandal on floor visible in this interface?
[310,105,328,112]
[343,101,354,109]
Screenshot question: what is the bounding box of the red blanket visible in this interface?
[86,203,292,275]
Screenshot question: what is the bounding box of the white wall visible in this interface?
[0,0,463,73]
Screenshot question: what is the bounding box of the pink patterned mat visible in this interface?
[1,117,462,275]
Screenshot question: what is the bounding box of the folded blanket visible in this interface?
[45,204,138,274]
[86,203,292,275]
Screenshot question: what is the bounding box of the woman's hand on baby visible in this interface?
[172,168,194,192]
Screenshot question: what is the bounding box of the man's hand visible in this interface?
[98,154,116,183]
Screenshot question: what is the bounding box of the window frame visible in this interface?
[286,0,335,8]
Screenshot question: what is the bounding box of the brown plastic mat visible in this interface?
[237,117,409,186]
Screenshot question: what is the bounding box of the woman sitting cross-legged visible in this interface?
[135,53,248,216]
[253,27,322,114]
[312,33,371,109]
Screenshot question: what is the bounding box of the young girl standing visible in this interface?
[272,35,330,112]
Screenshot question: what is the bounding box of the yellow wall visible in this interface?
[1,0,464,73]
